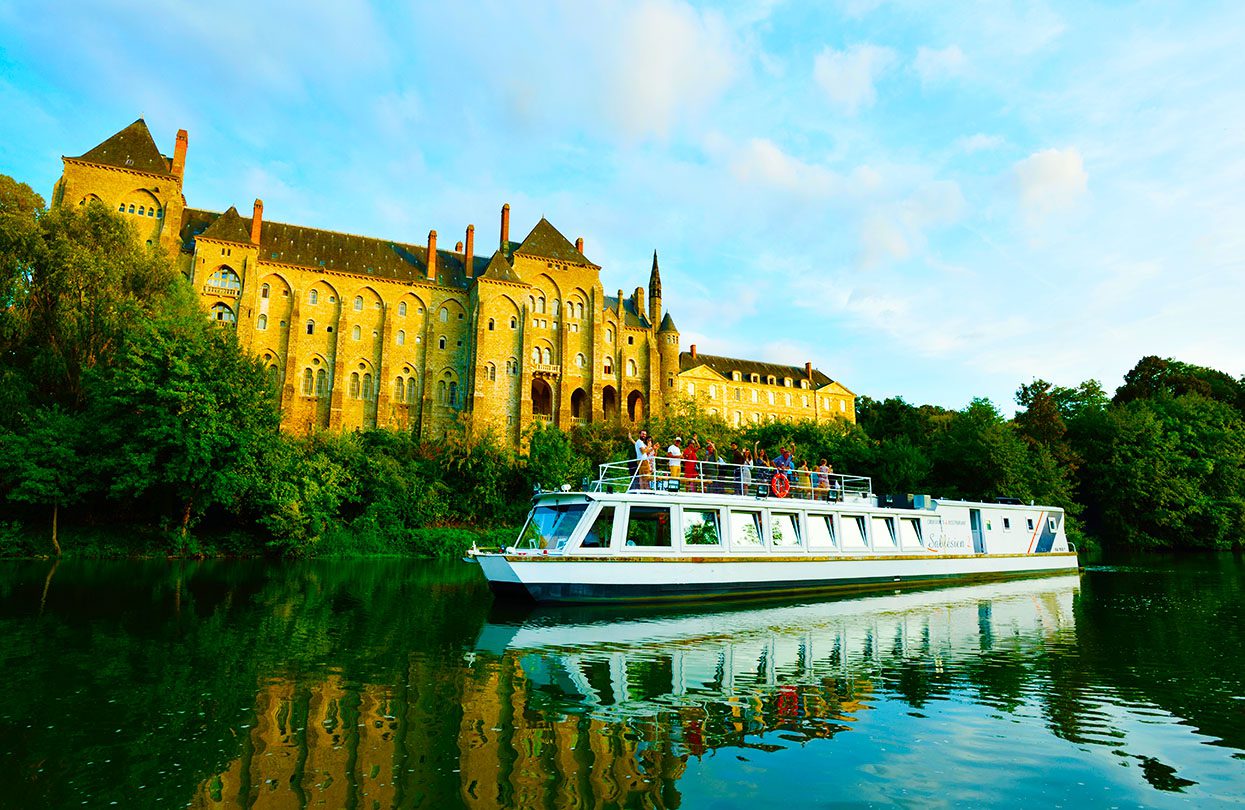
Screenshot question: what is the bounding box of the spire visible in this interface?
[648,249,663,326]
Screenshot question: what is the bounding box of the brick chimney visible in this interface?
[805,361,813,380]
[172,129,188,181]
[426,230,437,281]
[250,199,263,245]
[691,344,697,359]
[575,237,584,254]
[617,289,624,315]
[634,286,645,319]
[500,203,510,253]
[464,224,474,279]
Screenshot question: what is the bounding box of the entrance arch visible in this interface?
[532,379,554,420]
[602,385,618,421]
[570,388,587,420]
[627,390,645,422]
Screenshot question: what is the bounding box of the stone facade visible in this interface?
[52,119,856,443]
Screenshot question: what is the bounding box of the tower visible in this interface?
[648,250,662,326]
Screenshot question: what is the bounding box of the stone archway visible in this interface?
[571,388,588,421]
[532,378,554,419]
[602,385,618,421]
[627,390,645,422]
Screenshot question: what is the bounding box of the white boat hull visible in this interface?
[476,551,1079,604]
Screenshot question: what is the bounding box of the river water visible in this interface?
[0,555,1242,809]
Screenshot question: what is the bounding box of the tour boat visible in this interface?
[470,461,1078,604]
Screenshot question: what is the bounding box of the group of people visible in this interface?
[627,429,842,499]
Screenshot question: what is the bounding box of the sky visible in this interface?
[2,0,1243,413]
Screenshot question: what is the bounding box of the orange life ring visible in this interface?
[771,472,791,498]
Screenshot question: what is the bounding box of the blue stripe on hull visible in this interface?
[489,567,1078,605]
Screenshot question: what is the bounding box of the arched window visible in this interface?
[315,369,328,397]
[542,347,552,364]
[506,358,517,376]
[259,283,270,300]
[486,363,496,381]
[354,296,364,311]
[210,303,236,324]
[306,320,315,334]
[257,313,268,330]
[208,267,241,292]
[438,336,446,350]
[395,377,405,402]
[138,205,145,216]
[128,204,135,214]
[397,330,406,345]
[309,289,319,305]
[606,327,614,343]
[488,318,495,331]
[551,300,559,316]
[437,380,447,404]
[363,373,374,400]
[439,307,448,322]
[350,372,361,398]
[302,368,313,395]
[408,377,418,403]
[510,317,517,329]
[118,203,125,212]
[398,301,407,316]
[352,325,361,340]
[449,381,458,406]
[767,375,776,385]
[627,359,637,376]
[604,358,613,375]
[575,353,585,368]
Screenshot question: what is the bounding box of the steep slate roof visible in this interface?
[71,118,172,175]
[479,250,525,284]
[602,295,651,329]
[679,351,835,387]
[513,217,598,267]
[198,206,252,244]
[658,312,678,333]
[179,208,491,287]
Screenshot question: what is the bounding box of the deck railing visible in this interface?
[587,459,872,500]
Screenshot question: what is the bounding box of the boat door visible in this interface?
[969,509,985,553]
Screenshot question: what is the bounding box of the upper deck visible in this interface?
[586,459,874,502]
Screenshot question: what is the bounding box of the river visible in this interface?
[0,554,1242,808]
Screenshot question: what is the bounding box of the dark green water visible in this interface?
[0,556,1242,809]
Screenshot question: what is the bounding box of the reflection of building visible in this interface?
[189,578,1077,808]
[51,119,857,443]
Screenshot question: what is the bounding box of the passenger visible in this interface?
[702,441,720,493]
[627,428,649,489]
[667,436,683,488]
[796,460,812,499]
[637,439,654,490]
[741,448,755,494]
[730,441,745,493]
[682,439,700,493]
[816,458,831,499]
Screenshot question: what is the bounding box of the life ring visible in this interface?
[771,472,791,498]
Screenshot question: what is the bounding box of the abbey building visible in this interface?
[51,119,856,443]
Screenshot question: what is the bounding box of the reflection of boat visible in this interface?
[472,460,1079,603]
[474,575,1080,745]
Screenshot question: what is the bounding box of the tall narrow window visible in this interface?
[398,301,408,316]
[306,320,315,335]
[627,359,637,376]
[407,378,418,403]
[260,284,270,299]
[449,381,458,406]
[350,372,361,399]
[542,347,552,364]
[438,336,447,350]
[302,368,313,395]
[309,289,319,305]
[352,325,361,340]
[395,377,405,402]
[397,330,406,346]
[354,296,363,311]
[488,318,495,331]
[363,373,374,400]
[257,314,268,330]
[439,307,448,322]
[315,369,328,397]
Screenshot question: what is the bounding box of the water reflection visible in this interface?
[2,558,1243,809]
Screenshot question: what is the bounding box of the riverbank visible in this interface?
[0,522,517,560]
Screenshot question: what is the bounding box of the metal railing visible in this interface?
[587,459,872,500]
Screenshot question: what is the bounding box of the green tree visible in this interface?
[0,406,86,554]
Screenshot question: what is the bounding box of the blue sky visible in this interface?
[2,0,1243,413]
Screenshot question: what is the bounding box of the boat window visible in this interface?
[771,513,801,548]
[1048,518,1057,532]
[683,509,721,547]
[1003,517,1011,530]
[730,510,763,548]
[899,517,923,548]
[516,503,588,551]
[625,506,672,548]
[579,506,615,550]
[808,514,836,549]
[841,515,868,550]
[1027,518,1035,531]
[871,516,897,549]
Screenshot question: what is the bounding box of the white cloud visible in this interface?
[605,1,738,139]
[1013,147,1088,222]
[729,138,840,196]
[957,133,1004,153]
[914,45,967,84]
[813,44,896,113]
